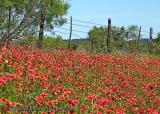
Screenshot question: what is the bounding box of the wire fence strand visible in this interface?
[53,30,85,39]
[64,17,104,26]
[55,27,88,34]
[52,17,160,39]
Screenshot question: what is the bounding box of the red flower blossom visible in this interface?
[68,98,79,106]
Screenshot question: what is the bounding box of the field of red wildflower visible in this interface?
[0,45,160,114]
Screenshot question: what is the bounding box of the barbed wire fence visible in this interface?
[53,17,159,53]
[10,14,158,53]
[54,17,159,37]
[1,6,159,53]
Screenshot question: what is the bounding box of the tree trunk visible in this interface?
[38,1,45,49]
[7,7,11,40]
[3,7,11,43]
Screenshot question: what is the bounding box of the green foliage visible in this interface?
[88,26,106,52]
[88,26,127,52]
[88,26,106,43]
[43,35,67,49]
[0,0,70,45]
[88,25,143,53]
[155,33,160,44]
[126,25,139,41]
[0,0,38,42]
[152,33,160,54]
[30,0,70,30]
[2,64,10,73]
[13,35,68,49]
[69,39,89,51]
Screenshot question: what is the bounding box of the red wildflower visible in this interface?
[68,98,79,106]
[97,98,113,106]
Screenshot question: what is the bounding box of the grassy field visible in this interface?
[0,45,160,114]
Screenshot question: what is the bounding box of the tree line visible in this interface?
[88,25,160,54]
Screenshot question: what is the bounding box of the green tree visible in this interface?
[88,26,126,52]
[155,33,160,44]
[125,25,140,53]
[0,0,70,49]
[43,35,67,49]
[33,0,70,48]
[154,32,160,54]
[88,26,106,52]
[111,26,126,51]
[0,0,38,43]
[126,25,139,41]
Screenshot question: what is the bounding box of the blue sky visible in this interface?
[54,0,160,39]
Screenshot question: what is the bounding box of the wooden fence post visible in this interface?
[137,26,141,51]
[105,18,111,53]
[68,16,72,49]
[149,27,153,54]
